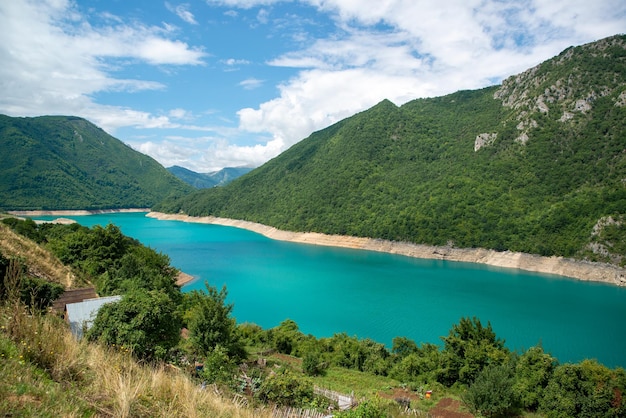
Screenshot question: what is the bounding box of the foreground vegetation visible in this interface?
[155,35,626,266]
[2,217,626,417]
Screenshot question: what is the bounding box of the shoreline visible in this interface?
[6,209,197,287]
[176,272,195,286]
[147,212,626,287]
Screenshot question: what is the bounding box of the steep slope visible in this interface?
[0,115,193,210]
[154,35,626,265]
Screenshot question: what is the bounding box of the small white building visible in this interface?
[65,295,121,338]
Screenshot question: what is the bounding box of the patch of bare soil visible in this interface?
[429,398,473,418]
[378,387,421,402]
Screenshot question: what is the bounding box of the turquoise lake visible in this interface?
[35,212,626,368]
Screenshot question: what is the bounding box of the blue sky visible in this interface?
[1,1,625,172]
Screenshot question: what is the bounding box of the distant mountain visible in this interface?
[0,115,194,210]
[155,34,626,266]
[167,166,253,188]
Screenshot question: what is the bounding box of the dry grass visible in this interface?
[0,218,271,416]
[0,222,80,288]
[0,302,271,417]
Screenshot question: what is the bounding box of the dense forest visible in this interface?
[0,115,193,210]
[2,217,625,417]
[155,35,626,266]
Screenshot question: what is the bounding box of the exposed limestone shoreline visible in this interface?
[147,212,626,287]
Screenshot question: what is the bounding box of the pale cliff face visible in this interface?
[493,36,626,149]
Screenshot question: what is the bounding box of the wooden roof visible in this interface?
[52,287,98,312]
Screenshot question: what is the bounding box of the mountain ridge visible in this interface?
[167,165,253,188]
[0,115,193,210]
[154,34,626,266]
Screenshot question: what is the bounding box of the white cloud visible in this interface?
[256,8,270,24]
[222,58,251,66]
[239,78,265,89]
[2,0,625,172]
[206,0,283,8]
[227,0,626,163]
[166,2,198,25]
[0,0,205,132]
[169,108,193,119]
[134,134,281,172]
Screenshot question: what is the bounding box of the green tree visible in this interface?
[257,369,314,407]
[87,289,181,361]
[513,345,557,410]
[462,363,516,418]
[199,345,238,385]
[439,317,509,386]
[184,282,245,361]
[302,350,326,377]
[270,319,303,355]
[391,336,419,358]
[390,343,441,383]
[538,360,626,418]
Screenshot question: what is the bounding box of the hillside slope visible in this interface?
[0,115,193,210]
[155,35,626,265]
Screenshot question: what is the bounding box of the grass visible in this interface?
[0,222,84,288]
[0,302,272,417]
[313,366,400,398]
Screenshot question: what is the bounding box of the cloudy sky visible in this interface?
[1,1,625,172]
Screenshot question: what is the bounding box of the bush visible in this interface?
[538,360,626,418]
[439,317,509,386]
[87,289,181,362]
[257,369,314,407]
[462,363,516,417]
[302,351,326,376]
[200,345,238,386]
[513,346,556,410]
[335,397,393,417]
[183,282,245,361]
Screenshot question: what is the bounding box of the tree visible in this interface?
[87,289,181,361]
[184,282,245,361]
[391,336,419,358]
[271,319,303,355]
[390,343,441,383]
[538,360,626,418]
[462,363,516,417]
[302,350,326,377]
[439,317,509,386]
[513,345,557,410]
[257,369,314,407]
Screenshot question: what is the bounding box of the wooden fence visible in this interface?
[313,386,355,410]
[271,405,330,418]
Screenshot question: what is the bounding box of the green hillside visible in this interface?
[155,35,626,265]
[0,115,193,210]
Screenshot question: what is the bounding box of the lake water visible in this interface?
[34,212,626,368]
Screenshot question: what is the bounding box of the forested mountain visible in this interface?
[0,115,193,210]
[155,34,626,266]
[167,165,253,188]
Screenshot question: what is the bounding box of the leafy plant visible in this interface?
[462,363,516,417]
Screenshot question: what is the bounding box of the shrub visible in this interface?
[257,369,314,407]
[462,363,516,417]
